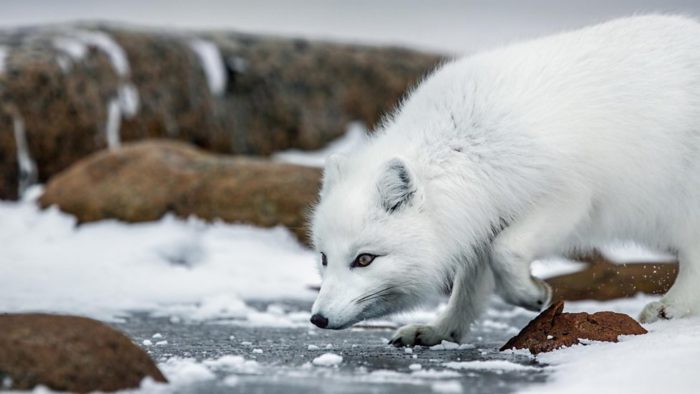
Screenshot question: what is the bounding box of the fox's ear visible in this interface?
[321,154,345,197]
[378,158,416,213]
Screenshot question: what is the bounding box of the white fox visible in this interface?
[309,15,700,346]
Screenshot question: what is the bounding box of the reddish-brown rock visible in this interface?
[0,314,166,392]
[39,140,322,245]
[500,301,647,354]
[546,250,678,302]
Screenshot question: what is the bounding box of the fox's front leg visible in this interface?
[389,262,494,347]
[491,191,591,311]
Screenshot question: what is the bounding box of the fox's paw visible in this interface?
[639,301,688,323]
[499,276,552,312]
[388,324,451,347]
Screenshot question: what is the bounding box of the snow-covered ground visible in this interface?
[0,188,320,322]
[1,129,696,393]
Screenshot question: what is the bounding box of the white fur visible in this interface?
[310,14,700,345]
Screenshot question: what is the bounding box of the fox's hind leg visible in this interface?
[490,190,592,311]
[389,259,494,347]
[640,246,700,323]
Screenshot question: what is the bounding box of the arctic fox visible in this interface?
[309,15,700,346]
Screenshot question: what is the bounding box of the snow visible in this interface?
[0,190,319,321]
[311,353,343,366]
[273,122,368,167]
[408,363,422,371]
[202,355,259,373]
[159,358,215,385]
[105,97,121,148]
[118,84,140,118]
[431,380,463,393]
[11,115,38,197]
[188,39,227,96]
[71,30,130,76]
[52,37,88,60]
[519,299,700,394]
[0,45,8,73]
[445,360,536,371]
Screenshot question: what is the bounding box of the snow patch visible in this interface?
[202,355,259,373]
[118,83,140,118]
[444,360,536,371]
[71,30,130,76]
[105,97,121,149]
[159,358,215,385]
[12,115,38,197]
[0,46,9,73]
[521,316,700,394]
[52,37,88,60]
[189,39,227,95]
[273,122,368,167]
[0,197,319,321]
[312,353,343,366]
[431,380,463,393]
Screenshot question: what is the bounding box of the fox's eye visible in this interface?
[321,252,328,267]
[351,253,376,268]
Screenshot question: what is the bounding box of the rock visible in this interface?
[0,313,166,392]
[500,301,647,354]
[546,250,678,301]
[0,23,443,199]
[38,140,322,244]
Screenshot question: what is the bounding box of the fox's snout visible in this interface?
[309,313,329,328]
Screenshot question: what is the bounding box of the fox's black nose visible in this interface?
[310,313,329,328]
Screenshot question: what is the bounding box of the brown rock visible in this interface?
[0,313,166,392]
[500,301,647,354]
[0,23,443,199]
[38,140,322,244]
[547,250,678,302]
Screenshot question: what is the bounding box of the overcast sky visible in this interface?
[3,0,700,54]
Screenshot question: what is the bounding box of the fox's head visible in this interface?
[309,153,449,329]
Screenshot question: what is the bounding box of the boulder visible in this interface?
[38,140,322,245]
[546,251,678,301]
[500,301,647,354]
[0,23,443,199]
[0,313,166,392]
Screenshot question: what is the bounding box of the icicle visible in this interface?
[12,115,38,197]
[106,97,121,149]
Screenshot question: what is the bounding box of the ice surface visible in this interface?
[188,39,227,96]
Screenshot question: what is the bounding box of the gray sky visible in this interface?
[2,0,700,54]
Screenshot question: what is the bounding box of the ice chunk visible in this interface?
[312,353,343,366]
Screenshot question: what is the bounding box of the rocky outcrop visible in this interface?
[0,23,444,199]
[546,251,678,301]
[0,313,166,392]
[38,140,321,244]
[500,301,647,354]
